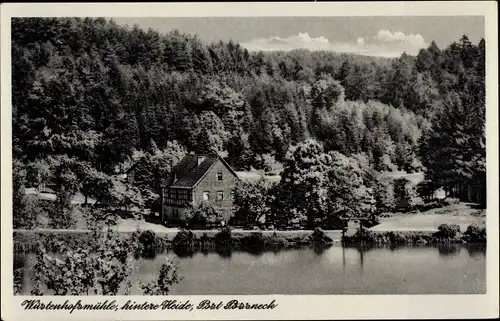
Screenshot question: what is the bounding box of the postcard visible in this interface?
[1,1,498,320]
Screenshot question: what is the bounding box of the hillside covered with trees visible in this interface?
[12,18,486,229]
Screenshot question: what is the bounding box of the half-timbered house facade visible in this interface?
[161,154,240,225]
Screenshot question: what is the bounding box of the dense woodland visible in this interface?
[12,18,486,229]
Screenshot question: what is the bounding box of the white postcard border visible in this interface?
[1,2,498,320]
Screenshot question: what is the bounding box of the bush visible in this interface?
[361,216,380,228]
[13,194,42,229]
[214,226,233,247]
[240,232,265,253]
[140,257,181,295]
[184,203,224,229]
[346,228,377,243]
[308,227,333,245]
[263,232,288,248]
[343,230,442,245]
[31,229,137,295]
[13,254,25,294]
[172,229,197,248]
[436,224,461,238]
[44,195,75,229]
[136,230,158,257]
[13,159,38,229]
[81,206,119,230]
[461,224,486,243]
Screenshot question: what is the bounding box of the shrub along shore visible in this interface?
[13,227,334,255]
[13,223,486,255]
[342,224,487,245]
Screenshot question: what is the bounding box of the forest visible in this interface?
[12,18,486,230]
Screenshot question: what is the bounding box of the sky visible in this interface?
[112,16,485,58]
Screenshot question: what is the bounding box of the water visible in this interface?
[15,244,486,295]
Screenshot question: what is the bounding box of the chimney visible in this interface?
[197,156,206,166]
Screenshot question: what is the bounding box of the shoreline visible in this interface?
[13,224,486,255]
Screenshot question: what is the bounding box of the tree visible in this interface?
[323,151,375,225]
[13,159,40,229]
[421,89,485,202]
[31,208,180,295]
[310,73,345,110]
[163,30,193,72]
[274,139,330,228]
[383,53,415,108]
[394,178,422,211]
[128,141,186,208]
[196,80,247,134]
[233,178,274,227]
[183,202,224,228]
[11,18,485,215]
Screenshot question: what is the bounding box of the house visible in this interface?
[161,154,240,225]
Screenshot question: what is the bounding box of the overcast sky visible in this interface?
[113,16,484,58]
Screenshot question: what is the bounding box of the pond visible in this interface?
[15,244,486,295]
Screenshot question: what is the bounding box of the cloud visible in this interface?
[374,30,425,47]
[241,30,428,57]
[242,32,331,51]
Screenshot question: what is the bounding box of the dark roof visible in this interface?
[168,154,239,188]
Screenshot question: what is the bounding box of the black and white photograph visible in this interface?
[1,2,498,320]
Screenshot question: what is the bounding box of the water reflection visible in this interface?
[215,246,232,259]
[14,242,487,295]
[313,245,328,255]
[244,247,265,257]
[173,247,196,258]
[466,244,486,257]
[342,246,346,271]
[437,244,461,256]
[139,251,157,260]
[165,243,486,263]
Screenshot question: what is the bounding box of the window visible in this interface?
[178,189,189,200]
[217,191,224,201]
[230,191,235,199]
[203,191,210,201]
[217,172,223,181]
[173,209,179,217]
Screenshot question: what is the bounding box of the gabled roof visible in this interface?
[168,154,240,189]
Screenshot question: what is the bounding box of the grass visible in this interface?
[371,203,486,232]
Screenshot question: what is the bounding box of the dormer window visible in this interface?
[217,172,223,181]
[197,156,206,166]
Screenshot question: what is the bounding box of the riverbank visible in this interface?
[343,223,487,245]
[14,221,486,255]
[13,227,336,254]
